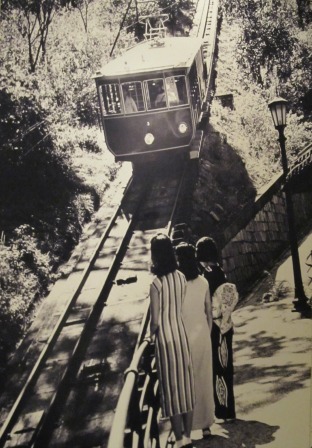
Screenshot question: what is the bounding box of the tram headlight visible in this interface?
[178,122,188,134]
[144,133,155,145]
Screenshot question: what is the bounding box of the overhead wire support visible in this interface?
[109,0,134,57]
[135,0,139,37]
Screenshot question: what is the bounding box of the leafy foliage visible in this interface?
[0,225,51,362]
[65,0,94,32]
[221,0,312,119]
[1,0,59,72]
[0,89,51,154]
[210,13,311,189]
[0,86,101,264]
[0,0,309,363]
[0,0,132,359]
[158,0,194,35]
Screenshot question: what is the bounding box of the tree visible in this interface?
[223,0,299,86]
[158,0,194,35]
[1,0,58,72]
[0,0,95,71]
[66,0,94,32]
[296,0,312,29]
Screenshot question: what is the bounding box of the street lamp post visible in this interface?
[268,97,310,317]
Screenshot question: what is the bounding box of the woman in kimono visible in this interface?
[196,236,238,421]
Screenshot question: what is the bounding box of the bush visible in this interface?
[210,16,311,189]
[51,123,102,154]
[0,234,44,361]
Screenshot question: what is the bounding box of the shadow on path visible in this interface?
[194,419,279,448]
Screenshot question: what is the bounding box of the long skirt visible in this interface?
[211,323,236,419]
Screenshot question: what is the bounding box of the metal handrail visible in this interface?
[107,0,220,443]
[295,142,312,159]
[108,339,149,446]
[107,162,189,448]
[107,337,159,448]
[288,142,312,179]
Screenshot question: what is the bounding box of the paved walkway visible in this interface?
[161,231,312,448]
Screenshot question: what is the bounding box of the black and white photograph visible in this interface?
[0,0,311,447]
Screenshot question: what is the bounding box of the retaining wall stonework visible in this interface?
[220,173,312,292]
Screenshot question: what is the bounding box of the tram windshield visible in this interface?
[166,76,187,106]
[145,76,187,110]
[100,75,188,115]
[121,82,144,113]
[146,79,166,109]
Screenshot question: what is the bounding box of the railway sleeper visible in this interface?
[64,317,87,327]
[78,358,108,379]
[4,411,44,448]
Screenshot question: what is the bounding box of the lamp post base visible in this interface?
[292,298,311,318]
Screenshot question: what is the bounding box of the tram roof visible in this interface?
[94,37,203,79]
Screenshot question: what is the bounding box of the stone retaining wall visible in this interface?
[220,172,312,292]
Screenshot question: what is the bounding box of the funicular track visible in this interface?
[191,0,219,121]
[106,0,220,447]
[0,0,220,446]
[0,159,188,448]
[0,175,143,447]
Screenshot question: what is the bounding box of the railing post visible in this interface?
[143,342,161,448]
[107,335,162,448]
[127,375,144,448]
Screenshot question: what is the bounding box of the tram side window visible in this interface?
[146,79,166,110]
[189,63,200,106]
[121,82,144,114]
[165,76,187,107]
[100,84,121,115]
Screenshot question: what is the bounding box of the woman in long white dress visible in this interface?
[176,243,215,438]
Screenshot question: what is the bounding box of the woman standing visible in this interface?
[149,234,195,448]
[196,237,227,297]
[196,237,237,421]
[176,243,215,439]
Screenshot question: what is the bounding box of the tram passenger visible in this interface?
[175,243,215,439]
[167,89,179,105]
[154,85,166,108]
[166,78,179,105]
[196,237,237,423]
[149,234,195,448]
[124,89,138,113]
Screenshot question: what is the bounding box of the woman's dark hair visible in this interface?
[175,243,199,281]
[150,233,177,277]
[196,236,219,263]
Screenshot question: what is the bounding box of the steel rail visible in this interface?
[106,0,220,443]
[107,163,188,448]
[0,177,134,447]
[0,0,219,443]
[32,194,145,446]
[190,0,220,123]
[195,0,211,39]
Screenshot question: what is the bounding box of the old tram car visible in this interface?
[94,37,208,162]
